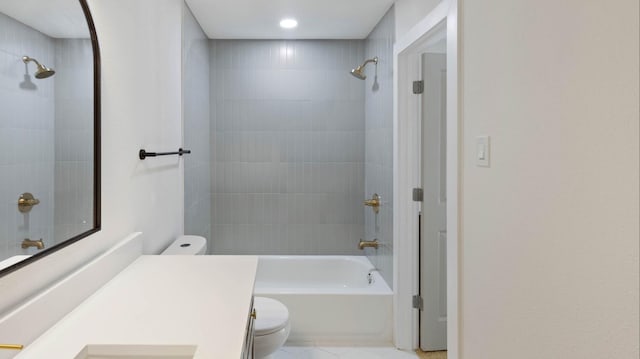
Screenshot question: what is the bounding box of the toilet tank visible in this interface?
[161,235,207,255]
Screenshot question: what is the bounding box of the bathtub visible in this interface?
[254,256,393,345]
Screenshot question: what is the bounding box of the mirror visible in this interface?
[0,0,100,275]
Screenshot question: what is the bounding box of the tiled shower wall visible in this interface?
[0,12,55,260]
[54,39,94,244]
[1,12,95,262]
[364,7,395,287]
[183,4,211,246]
[209,40,365,255]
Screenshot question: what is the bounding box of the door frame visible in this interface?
[393,1,460,357]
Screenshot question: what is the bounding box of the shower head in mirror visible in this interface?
[22,55,55,79]
[350,56,378,80]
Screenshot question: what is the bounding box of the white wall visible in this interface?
[0,0,184,315]
[91,0,184,255]
[394,0,441,41]
[461,0,639,358]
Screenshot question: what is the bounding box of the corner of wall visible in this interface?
[364,6,396,287]
[394,0,442,41]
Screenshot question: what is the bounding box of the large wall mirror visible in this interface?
[0,0,100,276]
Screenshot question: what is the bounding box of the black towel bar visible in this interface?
[139,148,191,160]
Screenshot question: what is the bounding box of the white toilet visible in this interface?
[161,235,208,255]
[253,297,290,359]
[162,236,290,359]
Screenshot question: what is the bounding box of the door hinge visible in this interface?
[413,295,423,310]
[413,80,424,94]
[412,188,423,202]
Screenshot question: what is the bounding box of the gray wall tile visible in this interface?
[364,6,395,287]
[0,12,55,260]
[183,4,211,246]
[54,38,94,244]
[209,39,365,255]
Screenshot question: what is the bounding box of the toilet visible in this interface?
[253,297,290,359]
[162,235,290,359]
[161,235,208,255]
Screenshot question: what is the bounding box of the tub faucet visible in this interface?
[0,344,23,350]
[21,238,44,250]
[358,238,378,250]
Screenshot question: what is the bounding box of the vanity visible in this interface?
[1,1,260,356]
[15,255,258,358]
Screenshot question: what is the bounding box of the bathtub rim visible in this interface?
[255,255,393,295]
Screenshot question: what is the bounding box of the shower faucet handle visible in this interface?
[363,193,381,214]
[18,192,40,213]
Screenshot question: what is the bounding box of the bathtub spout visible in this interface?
[358,239,378,250]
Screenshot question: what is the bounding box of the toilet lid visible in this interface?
[253,297,289,336]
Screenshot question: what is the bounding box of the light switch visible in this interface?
[477,144,486,160]
[476,136,490,167]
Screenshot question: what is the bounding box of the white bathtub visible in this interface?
[254,256,393,345]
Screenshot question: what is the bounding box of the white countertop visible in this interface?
[17,255,258,358]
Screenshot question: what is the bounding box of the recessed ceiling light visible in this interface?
[279,18,298,29]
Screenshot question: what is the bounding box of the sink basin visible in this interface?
[74,344,197,359]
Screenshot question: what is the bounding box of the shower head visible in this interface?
[22,56,55,79]
[350,67,366,80]
[350,57,378,80]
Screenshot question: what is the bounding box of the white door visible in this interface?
[419,52,447,351]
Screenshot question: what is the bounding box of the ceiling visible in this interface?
[1,0,395,40]
[185,0,395,39]
[0,0,89,38]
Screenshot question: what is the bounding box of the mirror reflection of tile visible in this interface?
[0,7,95,267]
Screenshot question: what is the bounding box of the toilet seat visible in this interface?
[254,297,289,336]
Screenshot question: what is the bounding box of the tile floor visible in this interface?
[274,346,419,358]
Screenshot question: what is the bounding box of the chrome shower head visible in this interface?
[22,56,55,79]
[350,57,378,80]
